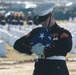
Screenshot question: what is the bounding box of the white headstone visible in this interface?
[0,40,6,57]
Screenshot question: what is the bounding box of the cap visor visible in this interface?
[37,13,50,23]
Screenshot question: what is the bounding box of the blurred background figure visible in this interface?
[0,10,6,30]
[27,11,33,26]
[13,12,19,30]
[6,11,26,31]
[6,11,15,31]
[19,11,26,30]
[73,12,76,22]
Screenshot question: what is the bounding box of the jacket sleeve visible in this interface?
[44,31,72,57]
[13,27,41,55]
[13,31,33,55]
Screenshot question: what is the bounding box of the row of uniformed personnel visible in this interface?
[0,11,6,25]
[0,11,26,26]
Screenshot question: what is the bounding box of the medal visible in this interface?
[55,37,58,40]
[53,37,58,40]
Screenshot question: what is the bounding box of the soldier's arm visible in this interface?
[44,31,72,57]
[13,32,33,55]
[13,27,41,55]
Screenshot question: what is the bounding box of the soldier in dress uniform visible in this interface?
[13,3,72,75]
[27,11,33,26]
[0,11,6,30]
[6,11,11,31]
[13,12,19,30]
[19,11,26,30]
[6,11,15,30]
[11,11,16,29]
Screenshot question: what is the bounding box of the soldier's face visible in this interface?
[41,16,51,28]
[41,13,55,28]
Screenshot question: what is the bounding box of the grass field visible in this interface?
[0,44,37,62]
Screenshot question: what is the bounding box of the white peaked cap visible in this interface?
[33,3,55,16]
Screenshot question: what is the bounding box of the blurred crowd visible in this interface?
[0,10,39,31]
[0,10,76,31]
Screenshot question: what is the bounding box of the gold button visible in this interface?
[55,37,58,40]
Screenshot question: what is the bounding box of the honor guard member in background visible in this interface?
[11,11,16,29]
[19,11,26,30]
[27,11,33,26]
[6,11,12,31]
[13,3,72,75]
[6,11,15,30]
[0,11,6,30]
[14,12,19,30]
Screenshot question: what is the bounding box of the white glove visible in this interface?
[31,43,45,55]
